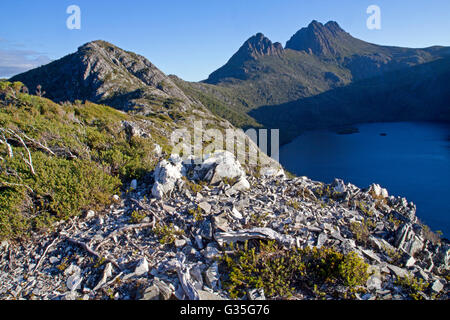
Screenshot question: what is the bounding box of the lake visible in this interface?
[279,122,450,237]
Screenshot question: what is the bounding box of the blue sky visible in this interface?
[1,0,450,80]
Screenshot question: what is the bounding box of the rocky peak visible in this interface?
[10,40,191,112]
[285,20,352,58]
[239,33,284,60]
[204,33,284,83]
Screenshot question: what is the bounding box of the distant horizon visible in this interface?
[1,0,450,81]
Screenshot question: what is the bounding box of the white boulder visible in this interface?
[152,155,183,199]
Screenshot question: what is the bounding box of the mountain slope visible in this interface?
[249,56,450,143]
[10,41,282,173]
[181,20,450,139]
[10,41,194,114]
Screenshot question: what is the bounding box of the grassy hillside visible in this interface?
[0,81,171,239]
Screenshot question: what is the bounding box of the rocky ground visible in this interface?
[0,151,448,300]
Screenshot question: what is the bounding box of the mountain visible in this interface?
[250,56,450,143]
[206,33,284,83]
[10,40,194,114]
[10,40,282,171]
[10,21,450,146]
[180,20,450,141]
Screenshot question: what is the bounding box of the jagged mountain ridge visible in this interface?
[207,20,450,85]
[180,20,450,142]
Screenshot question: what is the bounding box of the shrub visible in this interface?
[350,220,373,246]
[153,223,184,245]
[395,275,429,300]
[0,89,165,239]
[221,241,370,299]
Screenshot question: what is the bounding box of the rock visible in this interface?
[361,249,382,263]
[215,227,295,247]
[152,155,183,199]
[230,207,243,220]
[225,177,251,195]
[198,290,225,300]
[190,264,204,289]
[198,202,212,215]
[200,151,246,184]
[122,121,146,139]
[213,214,229,232]
[64,264,81,277]
[431,280,444,293]
[387,264,409,278]
[0,240,8,251]
[175,239,187,248]
[130,179,138,190]
[369,184,389,198]
[204,243,220,260]
[247,288,266,300]
[199,220,213,240]
[366,275,382,291]
[154,144,162,158]
[62,291,79,300]
[395,224,424,256]
[404,255,416,268]
[140,285,160,300]
[195,234,204,250]
[93,263,113,291]
[85,210,95,219]
[205,262,220,290]
[134,257,149,276]
[259,166,285,178]
[66,274,83,291]
[49,256,60,264]
[316,233,328,248]
[154,279,173,300]
[332,178,346,193]
[434,243,450,271]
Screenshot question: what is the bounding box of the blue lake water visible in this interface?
[279,122,450,236]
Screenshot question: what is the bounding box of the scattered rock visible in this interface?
[134,258,149,276]
[205,262,220,291]
[431,280,444,293]
[140,285,160,300]
[66,274,83,291]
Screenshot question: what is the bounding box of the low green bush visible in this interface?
[221,241,370,299]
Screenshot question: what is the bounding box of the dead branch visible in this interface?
[20,131,55,156]
[8,129,35,175]
[94,222,154,251]
[33,236,59,272]
[0,180,34,193]
[1,128,36,175]
[66,237,121,270]
[0,132,13,158]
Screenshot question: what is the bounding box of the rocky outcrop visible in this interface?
[152,155,184,199]
[206,33,284,83]
[152,151,251,199]
[1,170,447,301]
